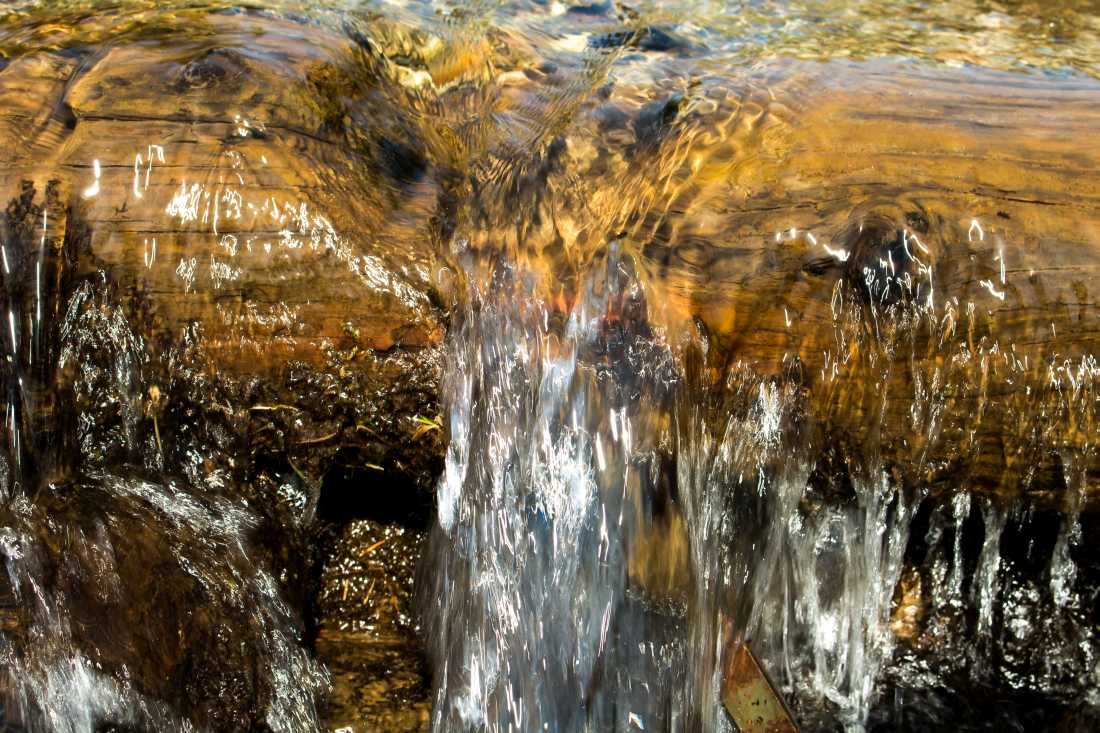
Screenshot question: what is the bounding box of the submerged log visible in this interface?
[0,5,1097,730]
[474,57,1100,509]
[0,10,447,516]
[688,61,1100,507]
[0,5,1094,620]
[0,7,1094,519]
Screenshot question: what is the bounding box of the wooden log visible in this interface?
[470,58,1100,507]
[0,8,1096,729]
[0,11,446,511]
[0,10,1095,511]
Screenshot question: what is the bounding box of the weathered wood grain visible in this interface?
[0,13,1096,511]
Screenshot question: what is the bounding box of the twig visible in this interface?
[296,430,340,445]
[362,538,388,556]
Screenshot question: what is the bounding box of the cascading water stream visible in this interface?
[0,2,1097,732]
[419,241,925,731]
[422,239,1098,731]
[419,108,1100,729]
[423,244,683,731]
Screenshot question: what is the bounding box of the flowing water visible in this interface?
[0,1,1098,731]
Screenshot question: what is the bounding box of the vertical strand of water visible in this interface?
[972,499,1006,679]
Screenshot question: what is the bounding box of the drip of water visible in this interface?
[768,473,916,731]
[1050,452,1087,610]
[972,500,1007,675]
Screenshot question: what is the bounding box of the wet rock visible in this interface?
[876,498,1100,730]
[175,48,248,92]
[587,26,694,54]
[633,94,683,147]
[498,56,1100,509]
[567,1,613,16]
[0,474,327,732]
[637,27,693,53]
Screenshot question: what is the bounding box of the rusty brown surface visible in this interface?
[722,639,800,733]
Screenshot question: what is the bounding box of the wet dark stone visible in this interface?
[0,175,446,729]
[0,181,78,494]
[868,683,1097,733]
[57,101,78,129]
[5,475,323,732]
[634,94,683,146]
[588,29,635,50]
[588,26,692,53]
[0,4,1095,730]
[884,499,1100,731]
[594,102,631,132]
[805,444,858,505]
[638,26,691,52]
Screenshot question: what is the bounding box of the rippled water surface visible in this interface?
[0,1,1098,732]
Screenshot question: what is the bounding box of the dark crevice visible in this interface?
[317,454,434,530]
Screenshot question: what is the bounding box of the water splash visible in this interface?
[421,190,1098,731]
[424,246,675,731]
[422,237,928,731]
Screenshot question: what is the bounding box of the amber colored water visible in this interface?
[0,1,1098,732]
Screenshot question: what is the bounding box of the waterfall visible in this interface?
[419,235,929,731]
[419,199,1099,731]
[0,3,1098,732]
